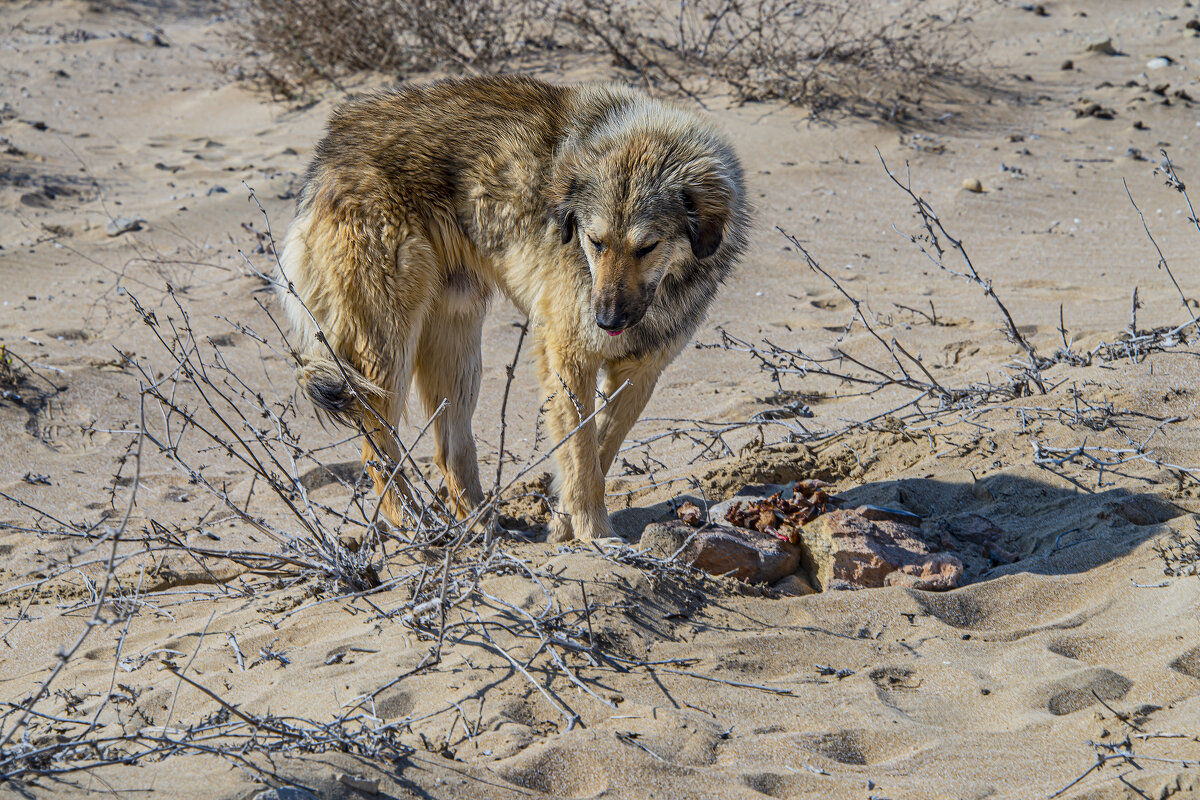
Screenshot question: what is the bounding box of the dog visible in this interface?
[278,75,748,541]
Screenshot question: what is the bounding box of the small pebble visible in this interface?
[1061,59,1074,70]
[105,216,145,236]
[962,178,983,193]
[1147,57,1172,69]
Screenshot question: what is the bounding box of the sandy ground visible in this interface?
[3,0,1200,797]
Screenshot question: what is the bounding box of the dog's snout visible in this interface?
[594,280,658,333]
[594,301,629,332]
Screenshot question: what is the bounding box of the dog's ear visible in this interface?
[682,158,735,260]
[558,208,576,245]
[547,157,582,245]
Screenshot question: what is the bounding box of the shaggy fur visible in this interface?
[278,75,748,541]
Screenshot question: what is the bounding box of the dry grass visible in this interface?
[561,0,979,117]
[221,0,557,98]
[222,0,981,116]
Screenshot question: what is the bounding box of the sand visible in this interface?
[2,0,1200,797]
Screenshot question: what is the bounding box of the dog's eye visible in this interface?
[587,236,605,253]
[634,241,659,258]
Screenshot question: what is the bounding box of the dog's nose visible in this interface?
[595,306,628,332]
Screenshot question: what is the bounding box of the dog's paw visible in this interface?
[547,514,575,543]
[548,508,614,542]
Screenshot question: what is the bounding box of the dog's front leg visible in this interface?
[536,336,612,542]
[596,350,678,476]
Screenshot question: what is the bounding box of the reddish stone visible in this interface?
[800,509,921,589]
[682,528,801,584]
[800,508,959,591]
[638,521,801,584]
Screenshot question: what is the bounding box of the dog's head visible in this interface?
[548,108,743,335]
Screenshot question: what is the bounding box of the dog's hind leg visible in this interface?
[595,348,679,477]
[354,239,445,531]
[358,337,420,530]
[287,211,439,532]
[413,270,488,519]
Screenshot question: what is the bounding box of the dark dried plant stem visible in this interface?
[878,148,1045,393]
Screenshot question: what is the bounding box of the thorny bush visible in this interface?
[224,0,980,117]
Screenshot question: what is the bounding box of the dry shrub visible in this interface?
[222,0,557,97]
[563,0,979,116]
[223,0,980,117]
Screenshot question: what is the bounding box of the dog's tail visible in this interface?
[294,347,388,428]
[279,209,388,427]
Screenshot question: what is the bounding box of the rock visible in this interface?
[686,527,801,583]
[799,509,958,591]
[1188,19,1200,32]
[884,554,963,591]
[337,773,380,794]
[1060,59,1074,70]
[1147,56,1172,70]
[638,521,693,558]
[639,520,800,583]
[251,790,319,800]
[773,573,817,596]
[206,184,228,196]
[961,178,983,193]
[105,216,145,236]
[1084,37,1117,55]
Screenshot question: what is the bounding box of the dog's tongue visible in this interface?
[607,330,623,336]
